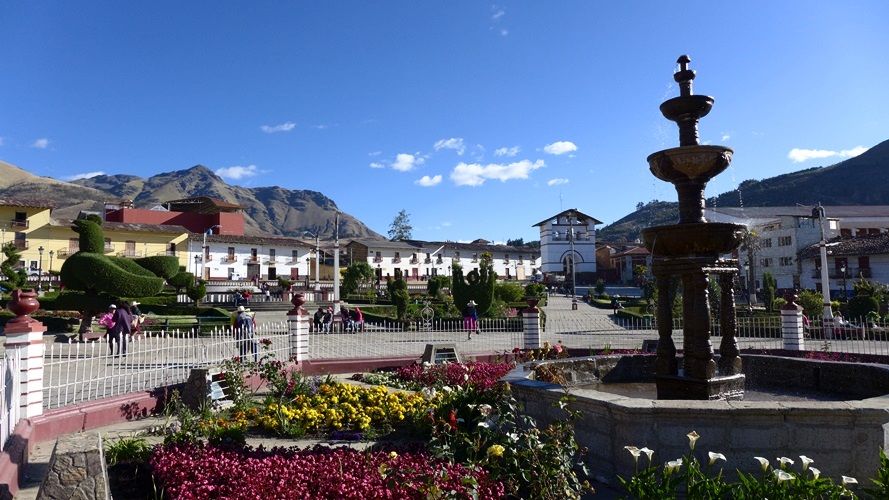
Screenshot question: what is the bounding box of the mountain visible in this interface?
[0,162,385,240]
[598,139,889,242]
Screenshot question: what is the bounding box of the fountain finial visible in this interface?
[674,55,695,97]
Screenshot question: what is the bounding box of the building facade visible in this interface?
[533,209,601,284]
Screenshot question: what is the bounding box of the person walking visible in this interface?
[109,302,133,357]
[233,305,258,361]
[463,300,479,340]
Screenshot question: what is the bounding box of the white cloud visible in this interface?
[787,146,868,163]
[547,178,569,186]
[434,138,465,155]
[722,134,731,141]
[495,146,521,157]
[216,164,260,180]
[450,159,545,187]
[492,9,505,20]
[392,153,424,172]
[31,138,50,149]
[415,175,443,187]
[441,221,452,227]
[369,162,385,169]
[500,29,509,36]
[543,141,577,155]
[63,171,105,181]
[260,122,296,134]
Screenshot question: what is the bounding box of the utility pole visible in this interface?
[813,203,834,338]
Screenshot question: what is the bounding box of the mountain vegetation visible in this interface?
[598,138,889,242]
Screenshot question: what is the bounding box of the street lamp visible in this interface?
[568,211,577,310]
[38,246,44,291]
[304,231,321,291]
[813,203,834,337]
[840,263,848,299]
[743,262,753,308]
[194,254,201,276]
[48,250,54,289]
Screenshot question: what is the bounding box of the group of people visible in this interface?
[312,306,364,334]
[232,289,252,307]
[97,300,144,356]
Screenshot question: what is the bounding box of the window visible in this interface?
[778,236,792,246]
[250,248,258,262]
[519,255,524,264]
[761,238,772,248]
[453,251,460,260]
[227,247,236,261]
[779,257,793,266]
[292,249,299,260]
[504,254,510,263]
[269,249,276,259]
[472,253,478,262]
[761,258,772,268]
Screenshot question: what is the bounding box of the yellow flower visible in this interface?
[487,444,505,458]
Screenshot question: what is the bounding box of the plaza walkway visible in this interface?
[10,297,626,499]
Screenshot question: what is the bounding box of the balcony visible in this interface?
[811,267,873,279]
[13,240,28,250]
[118,250,142,258]
[205,255,213,262]
[392,257,401,263]
[222,256,237,263]
[11,219,29,229]
[409,258,419,264]
[57,248,71,259]
[373,256,383,263]
[504,258,510,264]
[245,257,259,264]
[157,250,178,256]
[436,257,443,264]
[424,258,432,264]
[104,244,115,253]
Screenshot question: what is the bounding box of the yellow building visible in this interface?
[0,198,189,274]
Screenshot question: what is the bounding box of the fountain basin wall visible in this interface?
[503,354,889,486]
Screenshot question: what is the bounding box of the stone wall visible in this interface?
[36,432,109,500]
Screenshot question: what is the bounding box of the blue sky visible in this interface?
[2,1,888,243]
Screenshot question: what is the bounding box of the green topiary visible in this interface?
[135,255,181,279]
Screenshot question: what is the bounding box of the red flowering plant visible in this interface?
[150,442,505,499]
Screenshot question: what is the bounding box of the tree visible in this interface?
[58,219,180,337]
[506,237,524,247]
[762,271,777,312]
[342,262,376,296]
[494,281,525,303]
[186,279,208,306]
[386,269,409,320]
[167,266,195,293]
[451,253,497,316]
[388,209,413,240]
[0,242,28,292]
[427,275,450,299]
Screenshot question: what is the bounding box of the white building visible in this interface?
[346,239,540,282]
[193,233,313,282]
[705,206,889,292]
[533,209,601,285]
[799,233,889,299]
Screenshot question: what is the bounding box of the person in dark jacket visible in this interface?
[109,301,133,357]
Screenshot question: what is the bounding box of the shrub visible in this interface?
[848,295,879,321]
[494,281,524,303]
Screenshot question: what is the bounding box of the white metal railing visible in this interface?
[42,323,290,410]
[306,317,524,360]
[1,350,21,451]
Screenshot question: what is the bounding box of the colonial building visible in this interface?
[798,233,889,299]
[533,209,601,285]
[346,239,540,282]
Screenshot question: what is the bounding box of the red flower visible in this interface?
[447,409,458,430]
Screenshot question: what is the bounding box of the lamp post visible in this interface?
[743,262,752,307]
[37,246,44,291]
[304,231,320,291]
[813,203,834,337]
[48,250,54,289]
[840,263,848,299]
[194,254,201,276]
[202,225,222,280]
[568,211,577,310]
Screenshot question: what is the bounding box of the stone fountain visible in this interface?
[640,55,748,400]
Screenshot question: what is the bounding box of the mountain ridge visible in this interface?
[598,138,889,242]
[0,162,385,241]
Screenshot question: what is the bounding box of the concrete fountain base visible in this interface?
[503,354,889,486]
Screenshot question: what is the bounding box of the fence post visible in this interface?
[523,299,542,349]
[3,290,46,418]
[781,290,805,351]
[287,293,310,363]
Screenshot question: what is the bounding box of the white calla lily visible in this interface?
[687,431,700,450]
[774,470,794,483]
[754,456,769,472]
[809,467,821,479]
[708,451,726,465]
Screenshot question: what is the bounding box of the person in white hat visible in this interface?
[232,305,258,361]
[462,300,479,340]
